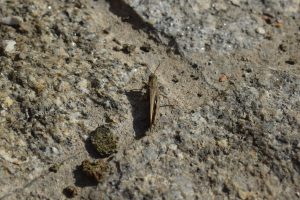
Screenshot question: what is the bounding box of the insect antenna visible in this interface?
[153,60,164,74]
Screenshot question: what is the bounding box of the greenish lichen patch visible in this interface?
[81,160,108,183]
[90,125,118,157]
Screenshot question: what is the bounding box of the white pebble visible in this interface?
[256,27,266,35]
[231,0,240,6]
[2,40,16,53]
[82,134,89,140]
[77,79,89,93]
[169,144,178,151]
[51,146,59,154]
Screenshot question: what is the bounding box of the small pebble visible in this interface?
[256,27,266,35]
[77,79,89,93]
[169,144,178,151]
[51,146,59,154]
[274,19,283,28]
[1,40,16,54]
[219,74,228,82]
[82,134,89,140]
[230,0,240,6]
[1,16,23,26]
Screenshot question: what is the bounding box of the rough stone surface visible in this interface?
[1,16,23,26]
[0,0,299,199]
[124,0,300,60]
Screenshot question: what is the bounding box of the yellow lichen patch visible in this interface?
[33,79,46,94]
[0,91,14,108]
[3,96,14,108]
[216,139,228,149]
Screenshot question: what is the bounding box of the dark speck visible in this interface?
[172,75,179,83]
[278,44,287,52]
[140,43,151,52]
[191,63,198,69]
[285,59,296,65]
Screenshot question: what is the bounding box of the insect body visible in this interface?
[148,72,159,129]
[147,62,163,130]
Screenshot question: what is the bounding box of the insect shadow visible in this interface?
[125,89,150,139]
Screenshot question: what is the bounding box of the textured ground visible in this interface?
[0,0,299,199]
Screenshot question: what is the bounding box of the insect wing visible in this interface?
[148,75,159,128]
